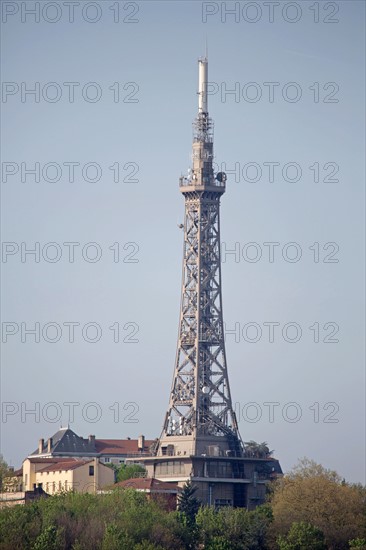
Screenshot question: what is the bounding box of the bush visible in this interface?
[196,504,272,550]
[349,539,366,549]
[0,501,42,550]
[276,521,326,550]
[32,525,64,550]
[0,490,187,550]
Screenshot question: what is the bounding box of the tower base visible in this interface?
[126,454,282,509]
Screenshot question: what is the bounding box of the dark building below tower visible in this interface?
[131,453,282,509]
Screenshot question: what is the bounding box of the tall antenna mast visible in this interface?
[198,56,208,114]
[134,57,282,510]
[157,57,241,453]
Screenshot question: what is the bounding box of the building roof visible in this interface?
[30,428,95,457]
[95,439,155,456]
[28,457,75,464]
[30,428,155,458]
[265,458,283,475]
[116,477,180,493]
[39,459,92,473]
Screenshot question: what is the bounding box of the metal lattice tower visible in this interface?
[156,58,244,459]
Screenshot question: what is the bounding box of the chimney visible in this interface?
[138,435,145,452]
[38,438,44,454]
[47,437,53,453]
[88,434,95,444]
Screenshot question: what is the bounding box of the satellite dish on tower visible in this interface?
[216,172,227,183]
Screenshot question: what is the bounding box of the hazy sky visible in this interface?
[1,1,365,483]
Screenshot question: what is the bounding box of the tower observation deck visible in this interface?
[129,58,282,508]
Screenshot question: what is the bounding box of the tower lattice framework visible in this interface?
[157,58,243,458]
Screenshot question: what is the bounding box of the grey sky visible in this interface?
[1,1,365,483]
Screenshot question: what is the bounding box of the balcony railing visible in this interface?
[179,176,226,189]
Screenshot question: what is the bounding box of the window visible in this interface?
[89,465,94,476]
[207,461,232,478]
[104,457,110,463]
[59,481,62,490]
[155,461,184,476]
[65,480,67,490]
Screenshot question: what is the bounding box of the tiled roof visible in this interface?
[28,457,77,464]
[95,439,155,455]
[39,459,92,473]
[30,429,156,458]
[117,478,180,492]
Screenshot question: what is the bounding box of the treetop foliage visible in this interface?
[268,458,366,550]
[287,457,342,482]
[0,457,364,549]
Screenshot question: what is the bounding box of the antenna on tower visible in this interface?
[198,55,208,114]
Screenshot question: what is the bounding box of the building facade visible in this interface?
[18,427,153,495]
[22,457,114,494]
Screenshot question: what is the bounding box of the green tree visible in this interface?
[288,458,341,482]
[244,441,274,458]
[349,539,366,549]
[116,463,146,482]
[0,490,191,550]
[0,502,42,549]
[196,504,272,550]
[277,521,326,550]
[0,455,16,491]
[177,480,200,525]
[32,525,63,550]
[268,458,366,550]
[101,523,135,550]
